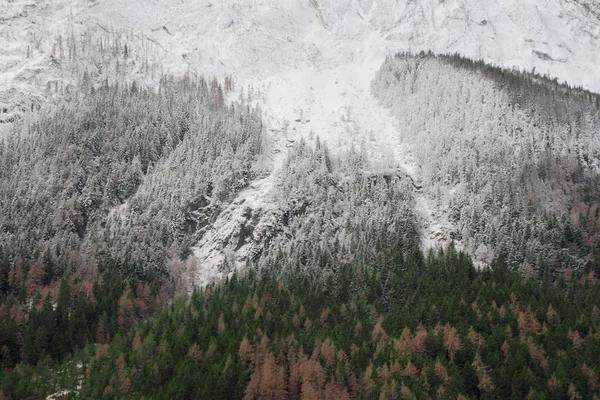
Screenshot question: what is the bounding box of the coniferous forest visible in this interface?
[1,52,600,399]
[2,232,600,399]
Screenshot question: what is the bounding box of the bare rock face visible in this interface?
[185,195,221,239]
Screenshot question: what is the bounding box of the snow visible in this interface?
[46,390,72,400]
[193,56,457,284]
[3,0,600,111]
[193,172,281,286]
[0,123,12,140]
[2,0,600,284]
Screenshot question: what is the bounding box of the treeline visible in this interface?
[373,52,600,278]
[2,229,598,399]
[435,51,600,108]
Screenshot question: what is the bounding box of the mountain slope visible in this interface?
[374,53,600,272]
[2,0,600,100]
[2,0,600,284]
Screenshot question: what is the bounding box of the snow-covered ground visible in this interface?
[3,0,600,284]
[3,0,599,103]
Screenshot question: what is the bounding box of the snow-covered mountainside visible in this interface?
[374,53,600,272]
[3,0,600,108]
[2,0,600,284]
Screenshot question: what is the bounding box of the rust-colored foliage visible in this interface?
[394,325,427,356]
[435,359,450,386]
[304,318,313,333]
[323,382,351,400]
[132,331,142,353]
[239,335,253,364]
[134,282,152,318]
[25,260,44,297]
[115,352,128,385]
[401,361,419,378]
[472,353,495,392]
[293,313,301,329]
[95,344,108,359]
[501,340,510,360]
[568,383,582,400]
[218,314,226,334]
[317,339,336,367]
[442,324,461,363]
[8,258,24,290]
[400,384,415,400]
[467,327,484,347]
[518,306,542,340]
[499,305,507,318]
[377,363,390,385]
[509,292,519,315]
[569,330,585,352]
[372,316,389,357]
[362,362,375,399]
[120,377,132,394]
[580,270,597,286]
[471,300,481,318]
[582,364,598,391]
[527,337,548,368]
[548,373,560,391]
[188,342,202,362]
[559,266,574,285]
[290,349,330,399]
[288,352,302,399]
[244,351,287,400]
[546,304,557,327]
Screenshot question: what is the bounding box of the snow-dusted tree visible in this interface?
[372,52,600,275]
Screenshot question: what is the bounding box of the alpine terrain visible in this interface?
[1,0,600,399]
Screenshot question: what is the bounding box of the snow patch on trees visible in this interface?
[3,0,600,283]
[373,53,600,273]
[189,58,458,285]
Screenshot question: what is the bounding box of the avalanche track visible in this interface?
[192,59,455,285]
[3,0,600,284]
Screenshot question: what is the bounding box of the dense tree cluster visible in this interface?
[0,268,167,370]
[1,50,600,399]
[0,75,263,283]
[251,138,417,279]
[0,65,263,397]
[373,52,600,277]
[2,230,598,399]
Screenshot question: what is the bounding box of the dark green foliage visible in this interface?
[2,52,600,399]
[2,228,598,399]
[0,266,149,375]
